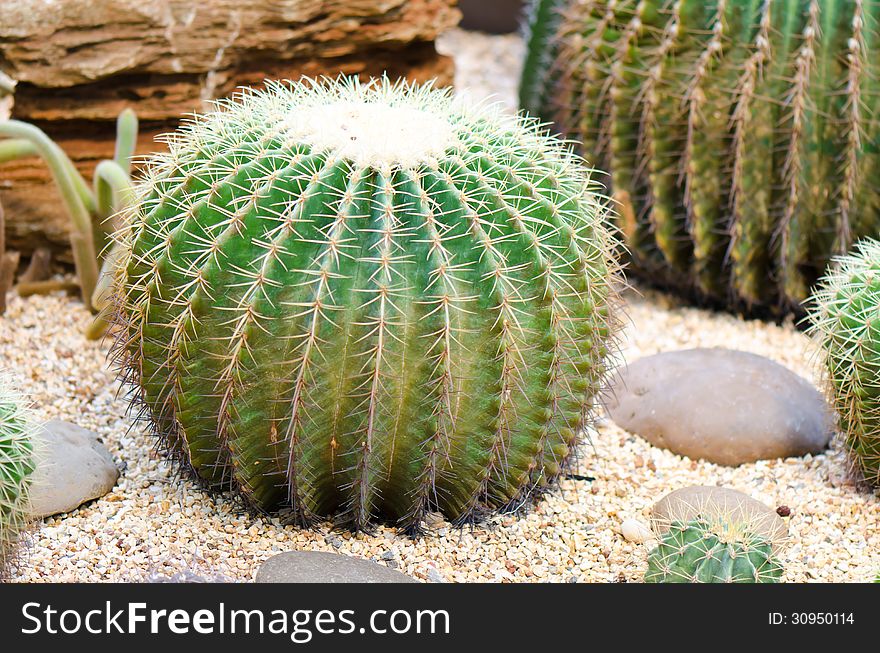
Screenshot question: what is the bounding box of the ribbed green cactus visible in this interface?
[646,516,784,583]
[520,0,567,118]
[809,238,880,487]
[0,374,35,579]
[521,0,880,315]
[108,77,620,532]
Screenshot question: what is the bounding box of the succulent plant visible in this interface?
[521,0,880,315]
[108,76,621,532]
[520,0,567,118]
[0,108,139,317]
[0,198,20,316]
[0,373,35,579]
[808,238,880,487]
[645,516,784,583]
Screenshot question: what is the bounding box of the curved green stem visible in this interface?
[93,159,133,258]
[0,120,99,310]
[87,239,126,340]
[89,158,132,339]
[0,138,37,163]
[113,108,138,176]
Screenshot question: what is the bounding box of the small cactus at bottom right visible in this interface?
[808,238,880,487]
[0,373,35,579]
[645,517,784,584]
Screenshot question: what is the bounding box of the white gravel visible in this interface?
[3,285,877,583]
[3,29,878,583]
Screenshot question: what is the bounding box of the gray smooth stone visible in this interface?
[651,486,788,548]
[28,420,119,518]
[255,551,418,583]
[605,348,833,466]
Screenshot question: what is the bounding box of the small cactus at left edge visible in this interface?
[646,516,784,583]
[809,238,880,487]
[108,77,621,532]
[0,374,36,579]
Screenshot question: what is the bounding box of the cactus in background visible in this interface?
[522,0,880,315]
[519,0,566,117]
[809,238,880,487]
[646,516,784,583]
[0,373,35,579]
[108,76,621,532]
[0,109,139,315]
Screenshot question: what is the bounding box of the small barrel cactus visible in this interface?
[0,373,35,579]
[521,0,880,315]
[809,238,880,487]
[109,77,621,531]
[646,516,784,583]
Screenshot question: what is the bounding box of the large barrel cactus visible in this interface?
[809,238,880,487]
[0,373,35,579]
[521,0,880,315]
[109,77,620,531]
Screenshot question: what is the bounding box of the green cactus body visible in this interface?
[780,1,859,308]
[729,0,797,308]
[524,0,880,314]
[520,0,568,118]
[645,1,707,278]
[837,2,880,258]
[809,238,880,487]
[607,1,669,276]
[645,517,783,583]
[0,374,35,579]
[684,1,761,299]
[110,78,620,531]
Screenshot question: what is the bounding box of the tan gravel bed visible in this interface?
[2,286,877,583]
[3,29,878,583]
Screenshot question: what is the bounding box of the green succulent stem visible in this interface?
[113,108,139,176]
[0,138,37,163]
[519,0,566,117]
[0,120,99,310]
[94,159,134,253]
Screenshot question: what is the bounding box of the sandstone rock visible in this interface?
[605,348,833,466]
[28,420,119,518]
[255,551,418,583]
[651,486,788,548]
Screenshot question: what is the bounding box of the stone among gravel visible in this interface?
[605,348,833,466]
[28,420,119,518]
[255,551,418,584]
[651,486,788,547]
[620,519,652,544]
